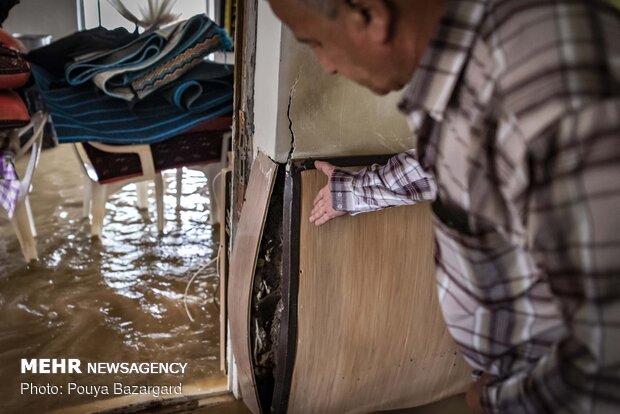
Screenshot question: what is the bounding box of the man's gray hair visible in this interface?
[300,0,339,18]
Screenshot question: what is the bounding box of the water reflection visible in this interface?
[0,146,221,413]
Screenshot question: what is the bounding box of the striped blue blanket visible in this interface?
[65,14,232,102]
[33,63,233,145]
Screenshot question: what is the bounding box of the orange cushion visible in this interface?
[0,28,30,90]
[0,90,30,128]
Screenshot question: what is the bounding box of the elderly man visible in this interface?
[268,0,620,413]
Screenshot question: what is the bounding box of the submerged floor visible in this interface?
[0,145,222,413]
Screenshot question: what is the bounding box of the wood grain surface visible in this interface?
[287,170,471,414]
[228,153,278,414]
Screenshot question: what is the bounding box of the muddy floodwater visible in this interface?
[0,145,222,414]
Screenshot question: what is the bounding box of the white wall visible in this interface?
[81,0,208,31]
[2,0,212,40]
[252,1,292,163]
[252,2,414,163]
[2,0,78,40]
[287,43,413,159]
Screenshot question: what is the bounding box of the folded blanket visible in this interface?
[65,14,232,102]
[33,63,233,145]
[27,27,139,78]
[156,61,233,113]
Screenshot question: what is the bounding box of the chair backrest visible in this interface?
[73,142,101,183]
[73,141,157,184]
[17,111,47,202]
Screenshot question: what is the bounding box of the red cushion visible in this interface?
[0,28,30,90]
[0,90,30,128]
[0,29,26,53]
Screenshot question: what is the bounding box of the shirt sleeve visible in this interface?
[329,149,436,214]
[480,99,620,413]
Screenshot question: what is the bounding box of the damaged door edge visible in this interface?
[270,160,301,414]
[228,151,278,414]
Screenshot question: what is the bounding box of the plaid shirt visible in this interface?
[331,0,620,412]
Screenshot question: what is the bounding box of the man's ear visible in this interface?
[343,0,394,44]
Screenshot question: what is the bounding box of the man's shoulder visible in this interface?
[479,0,619,55]
[474,0,620,136]
[481,0,619,31]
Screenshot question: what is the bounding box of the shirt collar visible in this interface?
[399,0,488,121]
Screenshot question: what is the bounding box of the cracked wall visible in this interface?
[283,30,415,159]
[253,6,413,163]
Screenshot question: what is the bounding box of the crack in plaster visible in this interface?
[286,70,302,161]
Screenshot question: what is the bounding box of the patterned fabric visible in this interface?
[32,63,233,145]
[330,150,436,213]
[0,151,19,218]
[331,1,620,412]
[66,14,232,102]
[131,36,223,100]
[83,125,228,184]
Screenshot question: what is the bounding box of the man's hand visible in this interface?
[466,373,495,414]
[309,161,346,226]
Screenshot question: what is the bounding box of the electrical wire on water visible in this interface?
[182,168,227,322]
[183,242,222,322]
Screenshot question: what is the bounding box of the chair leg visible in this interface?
[154,173,164,234]
[136,182,149,210]
[176,168,183,209]
[10,202,38,262]
[82,173,92,218]
[205,164,222,225]
[25,196,37,238]
[91,184,108,238]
